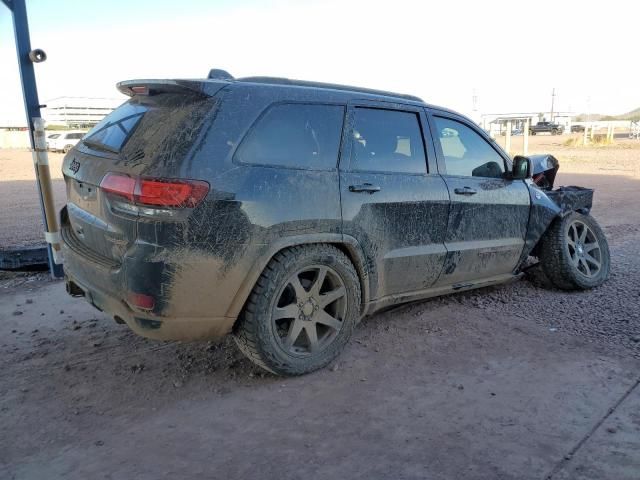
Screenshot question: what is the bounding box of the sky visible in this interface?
[1,0,639,126]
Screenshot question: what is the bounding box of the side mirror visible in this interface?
[512,155,532,180]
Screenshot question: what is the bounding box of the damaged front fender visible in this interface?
[516,154,595,269]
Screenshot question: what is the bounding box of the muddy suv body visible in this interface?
[61,72,609,374]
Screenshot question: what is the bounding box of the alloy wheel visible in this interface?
[272,265,347,357]
[567,220,602,277]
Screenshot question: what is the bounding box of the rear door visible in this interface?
[428,110,530,285]
[339,103,449,300]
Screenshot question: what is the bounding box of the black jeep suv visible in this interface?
[61,70,609,375]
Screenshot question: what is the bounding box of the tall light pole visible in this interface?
[550,88,556,122]
[2,0,63,277]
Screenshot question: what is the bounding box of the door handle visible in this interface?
[454,187,477,196]
[349,183,381,194]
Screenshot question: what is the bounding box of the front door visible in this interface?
[429,112,530,285]
[339,104,450,300]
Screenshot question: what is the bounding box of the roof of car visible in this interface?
[228,76,462,118]
[235,76,425,103]
[119,72,460,116]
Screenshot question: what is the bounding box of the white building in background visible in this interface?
[43,97,124,128]
[480,111,575,136]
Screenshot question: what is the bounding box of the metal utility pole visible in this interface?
[2,0,63,277]
[550,88,556,122]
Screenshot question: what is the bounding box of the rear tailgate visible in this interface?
[61,79,223,264]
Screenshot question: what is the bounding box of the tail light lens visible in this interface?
[100,173,136,202]
[127,292,155,311]
[100,173,209,208]
[137,178,209,207]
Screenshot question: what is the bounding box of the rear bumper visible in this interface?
[60,205,237,341]
[64,273,235,341]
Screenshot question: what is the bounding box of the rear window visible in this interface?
[82,102,147,153]
[79,94,217,166]
[235,103,345,170]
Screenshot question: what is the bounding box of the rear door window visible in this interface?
[82,102,147,153]
[349,108,427,174]
[235,103,345,170]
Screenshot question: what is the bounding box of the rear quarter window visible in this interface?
[82,102,147,153]
[235,103,345,170]
[80,94,217,166]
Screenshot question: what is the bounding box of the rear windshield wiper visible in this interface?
[82,138,120,155]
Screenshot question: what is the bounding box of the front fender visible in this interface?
[516,183,594,269]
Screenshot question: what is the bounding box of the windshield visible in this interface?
[82,102,147,153]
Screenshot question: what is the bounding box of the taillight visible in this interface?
[100,173,209,209]
[127,292,155,311]
[137,178,209,208]
[100,173,136,202]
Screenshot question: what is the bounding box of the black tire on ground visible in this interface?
[233,244,361,376]
[551,129,558,135]
[530,130,536,135]
[63,144,73,153]
[538,212,610,290]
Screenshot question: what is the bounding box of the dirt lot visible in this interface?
[1,137,640,479]
[0,149,66,248]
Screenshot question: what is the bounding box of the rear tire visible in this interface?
[233,244,361,376]
[539,212,610,290]
[63,144,73,153]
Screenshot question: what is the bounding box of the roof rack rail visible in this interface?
[236,76,423,102]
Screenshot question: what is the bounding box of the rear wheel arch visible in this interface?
[233,243,362,375]
[225,235,372,324]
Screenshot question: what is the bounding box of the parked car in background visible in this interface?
[530,121,564,135]
[571,125,586,133]
[60,70,610,375]
[48,131,86,153]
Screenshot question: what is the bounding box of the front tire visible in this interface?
[539,212,610,290]
[233,244,361,376]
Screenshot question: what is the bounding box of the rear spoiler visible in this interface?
[117,79,229,97]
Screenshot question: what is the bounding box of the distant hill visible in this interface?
[575,107,640,122]
[616,107,640,120]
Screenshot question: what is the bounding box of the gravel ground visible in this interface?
[431,228,640,358]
